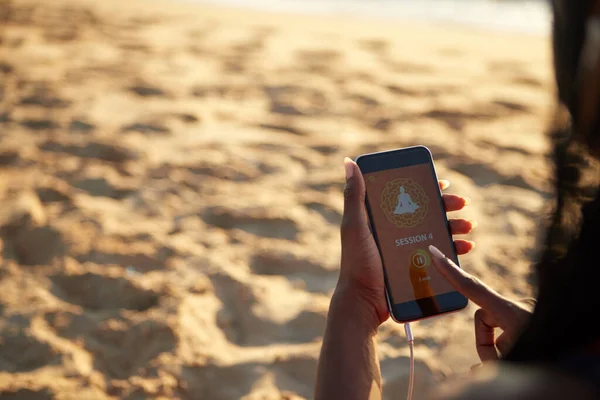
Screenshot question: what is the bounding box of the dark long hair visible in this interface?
[506,0,600,362]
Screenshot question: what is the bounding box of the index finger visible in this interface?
[428,245,509,313]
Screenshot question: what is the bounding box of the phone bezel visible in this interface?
[355,145,468,323]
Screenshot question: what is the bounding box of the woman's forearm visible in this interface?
[315,288,383,400]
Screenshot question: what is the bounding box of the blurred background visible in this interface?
[0,0,552,399]
[195,0,549,34]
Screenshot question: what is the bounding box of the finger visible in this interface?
[454,239,476,255]
[341,158,370,240]
[474,308,500,362]
[449,219,477,235]
[429,245,509,313]
[443,194,471,212]
[438,180,450,190]
[495,332,512,357]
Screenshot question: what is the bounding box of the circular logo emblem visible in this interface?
[381,178,428,228]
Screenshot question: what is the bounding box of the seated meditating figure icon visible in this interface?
[393,186,420,215]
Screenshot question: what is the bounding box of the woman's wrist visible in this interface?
[328,283,383,336]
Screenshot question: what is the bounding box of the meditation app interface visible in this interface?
[364,163,458,304]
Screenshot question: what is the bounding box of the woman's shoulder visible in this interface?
[429,363,600,400]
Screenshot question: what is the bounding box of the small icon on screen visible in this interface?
[410,249,431,269]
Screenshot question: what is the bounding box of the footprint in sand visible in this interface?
[310,144,338,155]
[386,84,419,97]
[191,84,252,100]
[344,92,380,108]
[77,246,171,273]
[45,310,177,380]
[50,272,160,311]
[175,113,199,123]
[479,139,535,156]
[18,82,71,109]
[69,119,95,133]
[0,192,66,266]
[358,38,389,55]
[202,207,299,241]
[121,122,171,135]
[304,202,342,226]
[295,49,342,74]
[180,363,262,400]
[258,122,308,136]
[73,177,135,200]
[128,83,169,97]
[40,140,140,163]
[182,354,317,400]
[94,318,177,379]
[420,108,498,131]
[263,85,328,117]
[249,250,338,294]
[0,62,14,74]
[450,160,539,192]
[305,179,345,193]
[35,186,72,204]
[20,118,60,131]
[0,389,53,400]
[0,330,59,373]
[0,151,21,167]
[169,162,258,182]
[11,225,66,266]
[209,273,325,346]
[492,99,532,113]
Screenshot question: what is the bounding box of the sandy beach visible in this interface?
[0,0,553,398]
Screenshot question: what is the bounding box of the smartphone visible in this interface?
[356,146,468,323]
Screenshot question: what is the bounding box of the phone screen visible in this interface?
[358,147,467,321]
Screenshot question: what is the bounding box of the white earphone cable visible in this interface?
[405,323,415,400]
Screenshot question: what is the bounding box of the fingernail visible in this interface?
[344,157,354,180]
[429,245,445,260]
[468,240,476,249]
[471,220,478,229]
[464,197,472,206]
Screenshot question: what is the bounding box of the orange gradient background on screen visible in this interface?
[365,164,458,304]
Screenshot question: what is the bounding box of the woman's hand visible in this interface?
[332,158,476,332]
[315,158,476,400]
[428,245,535,361]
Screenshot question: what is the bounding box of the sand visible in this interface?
[0,0,553,398]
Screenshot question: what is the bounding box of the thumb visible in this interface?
[341,158,369,240]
